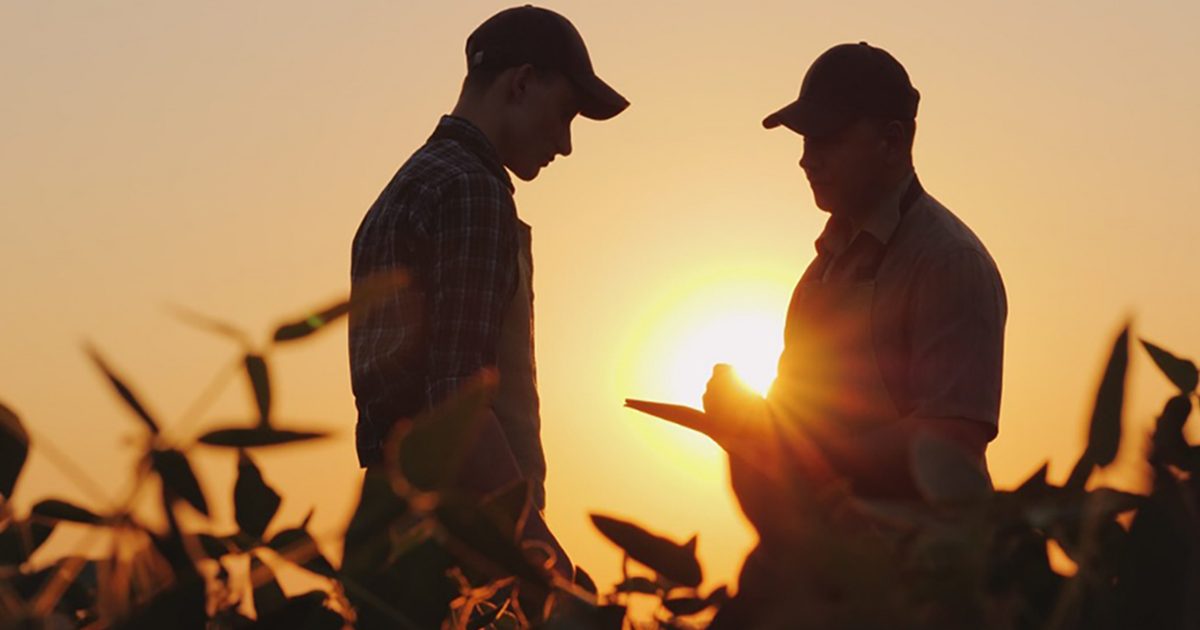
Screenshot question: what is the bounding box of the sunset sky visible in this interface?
[3,0,1199,594]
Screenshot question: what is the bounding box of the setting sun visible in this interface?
[619,270,793,465]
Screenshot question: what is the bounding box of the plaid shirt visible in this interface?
[350,116,519,466]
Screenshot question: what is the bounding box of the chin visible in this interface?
[510,164,542,182]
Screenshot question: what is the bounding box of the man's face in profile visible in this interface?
[502,69,579,181]
[799,118,891,216]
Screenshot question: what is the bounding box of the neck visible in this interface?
[840,166,914,230]
[450,95,506,161]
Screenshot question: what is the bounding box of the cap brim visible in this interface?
[572,73,629,121]
[762,99,850,137]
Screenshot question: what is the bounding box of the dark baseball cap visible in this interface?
[466,5,629,121]
[763,42,919,137]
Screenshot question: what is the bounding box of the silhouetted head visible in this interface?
[453,6,628,182]
[763,42,919,218]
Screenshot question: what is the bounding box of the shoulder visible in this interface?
[905,193,1001,276]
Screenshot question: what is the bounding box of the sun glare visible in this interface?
[620,272,793,468]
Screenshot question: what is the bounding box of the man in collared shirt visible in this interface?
[705,42,1006,627]
[348,5,627,602]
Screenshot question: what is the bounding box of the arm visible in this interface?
[806,247,1006,495]
[424,173,525,495]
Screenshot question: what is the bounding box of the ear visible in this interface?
[881,120,908,162]
[504,63,538,105]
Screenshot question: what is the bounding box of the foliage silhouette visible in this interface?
[1,304,1199,629]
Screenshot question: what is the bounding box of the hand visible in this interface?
[702,364,766,438]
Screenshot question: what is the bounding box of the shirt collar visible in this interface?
[814,171,915,257]
[430,115,515,193]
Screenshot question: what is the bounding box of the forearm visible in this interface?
[784,413,991,499]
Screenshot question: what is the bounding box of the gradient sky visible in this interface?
[3,0,1199,594]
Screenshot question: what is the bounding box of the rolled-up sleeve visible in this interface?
[425,173,517,406]
[907,247,1007,432]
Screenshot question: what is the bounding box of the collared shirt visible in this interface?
[802,175,1007,437]
[349,115,520,465]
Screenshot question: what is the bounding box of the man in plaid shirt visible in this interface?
[349,6,627,580]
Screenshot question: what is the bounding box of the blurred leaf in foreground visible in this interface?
[391,369,497,491]
[1066,325,1129,491]
[198,427,328,448]
[31,499,104,526]
[273,270,408,343]
[243,354,272,425]
[234,451,281,539]
[150,448,209,516]
[590,514,702,588]
[0,401,29,499]
[1141,338,1199,394]
[85,345,161,435]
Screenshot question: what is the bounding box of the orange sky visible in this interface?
[3,0,1200,595]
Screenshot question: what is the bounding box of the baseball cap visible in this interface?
[763,42,919,137]
[466,5,629,121]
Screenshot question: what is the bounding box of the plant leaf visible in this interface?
[590,514,702,588]
[31,499,103,525]
[340,471,411,578]
[614,576,659,595]
[663,596,712,617]
[86,345,160,434]
[1152,395,1192,466]
[574,565,599,595]
[0,401,29,499]
[251,555,288,617]
[199,426,328,448]
[393,370,497,491]
[165,303,251,347]
[244,355,271,426]
[910,430,993,506]
[150,448,209,516]
[273,270,408,343]
[1066,325,1129,491]
[268,526,336,579]
[1015,461,1050,497]
[435,495,550,589]
[1141,339,1199,393]
[234,451,281,539]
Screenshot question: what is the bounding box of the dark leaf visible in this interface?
[165,303,251,347]
[1067,326,1129,490]
[480,478,532,542]
[273,271,407,343]
[234,451,281,539]
[273,301,350,343]
[435,495,550,589]
[243,354,271,426]
[151,448,209,516]
[0,519,55,566]
[590,514,702,588]
[395,371,497,491]
[199,426,328,448]
[1087,488,1144,519]
[197,533,232,560]
[910,430,993,505]
[1141,339,1199,393]
[268,527,336,579]
[31,498,103,525]
[574,565,599,595]
[1151,395,1192,466]
[86,345,160,434]
[0,401,29,499]
[251,555,288,618]
[1016,462,1051,497]
[255,590,344,630]
[663,596,712,617]
[341,470,410,578]
[614,576,660,595]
